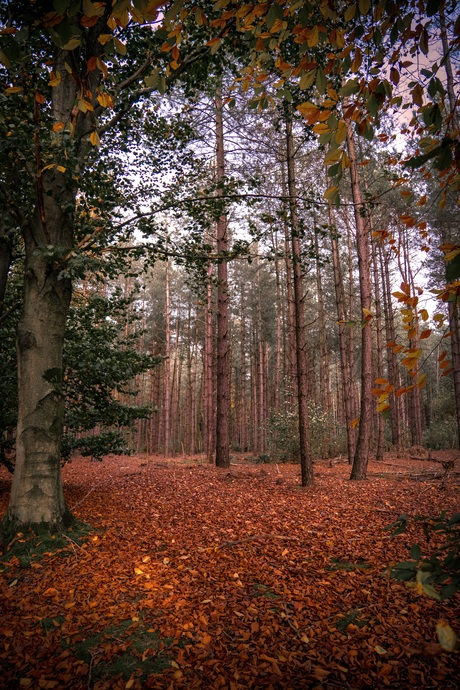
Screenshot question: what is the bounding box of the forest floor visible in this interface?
[0,450,459,689]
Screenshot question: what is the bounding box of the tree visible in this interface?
[0,1,211,530]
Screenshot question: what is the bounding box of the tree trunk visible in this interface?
[164,259,171,457]
[284,106,313,486]
[8,196,73,528]
[440,3,460,447]
[347,127,373,480]
[328,200,356,463]
[0,221,13,317]
[215,87,230,468]
[379,243,402,447]
[371,234,385,460]
[314,227,332,421]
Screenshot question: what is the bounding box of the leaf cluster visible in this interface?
[386,512,460,600]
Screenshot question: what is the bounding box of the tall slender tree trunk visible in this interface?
[371,235,385,460]
[440,3,460,446]
[347,126,373,480]
[205,260,215,463]
[285,106,313,486]
[239,284,247,452]
[379,243,402,447]
[314,228,332,420]
[272,228,282,418]
[329,201,356,463]
[215,87,230,468]
[164,259,171,457]
[281,164,297,408]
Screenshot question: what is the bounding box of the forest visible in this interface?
[0,0,459,687]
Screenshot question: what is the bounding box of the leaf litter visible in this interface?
[0,453,459,689]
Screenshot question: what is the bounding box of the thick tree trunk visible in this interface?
[8,198,73,528]
[285,107,313,485]
[5,40,102,529]
[347,127,373,481]
[215,88,230,468]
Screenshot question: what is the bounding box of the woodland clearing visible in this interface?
[0,452,459,690]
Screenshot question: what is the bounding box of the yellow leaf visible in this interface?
[0,49,11,68]
[335,120,348,144]
[324,185,338,201]
[313,123,330,134]
[362,308,372,317]
[89,130,100,147]
[416,373,427,388]
[374,645,387,655]
[142,555,151,563]
[98,34,112,45]
[57,165,66,173]
[114,37,127,55]
[53,121,65,132]
[344,3,356,21]
[299,71,315,90]
[377,402,391,413]
[350,417,359,429]
[48,70,61,87]
[436,620,457,652]
[19,680,32,688]
[97,91,114,108]
[297,101,317,113]
[62,37,81,50]
[125,679,135,690]
[444,248,460,262]
[78,99,93,112]
[5,86,23,94]
[134,567,143,575]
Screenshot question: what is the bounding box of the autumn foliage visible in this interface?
[0,454,458,689]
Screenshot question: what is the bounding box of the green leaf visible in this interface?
[410,544,421,561]
[144,68,160,89]
[421,583,441,600]
[426,0,440,15]
[339,79,359,98]
[164,0,184,23]
[316,68,327,95]
[446,252,460,282]
[53,0,72,12]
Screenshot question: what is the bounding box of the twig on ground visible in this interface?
[70,478,112,511]
[62,534,86,552]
